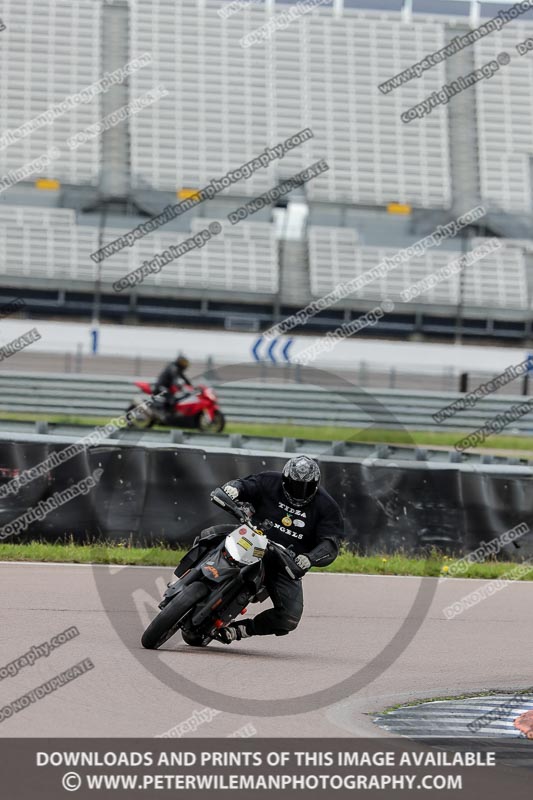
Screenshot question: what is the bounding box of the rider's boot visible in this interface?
[215,618,254,644]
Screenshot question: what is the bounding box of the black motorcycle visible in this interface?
[141,487,298,649]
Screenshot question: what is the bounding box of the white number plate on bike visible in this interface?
[225,525,268,565]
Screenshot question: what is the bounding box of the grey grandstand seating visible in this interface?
[0,206,75,227]
[100,219,279,293]
[309,227,528,309]
[0,0,101,186]
[0,205,98,282]
[475,26,533,213]
[0,204,278,293]
[464,238,528,309]
[129,1,451,208]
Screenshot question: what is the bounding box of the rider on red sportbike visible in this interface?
[127,354,225,432]
[155,354,192,414]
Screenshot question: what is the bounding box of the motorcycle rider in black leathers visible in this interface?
[154,355,192,415]
[213,455,344,644]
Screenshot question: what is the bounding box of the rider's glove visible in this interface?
[223,484,239,500]
[237,501,255,518]
[291,553,311,579]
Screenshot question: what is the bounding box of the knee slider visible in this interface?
[283,614,301,632]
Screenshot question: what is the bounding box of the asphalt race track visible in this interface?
[0,562,531,739]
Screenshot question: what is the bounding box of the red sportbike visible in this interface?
[126,381,225,432]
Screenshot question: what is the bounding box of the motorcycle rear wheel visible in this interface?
[126,403,154,430]
[197,410,225,433]
[141,583,208,650]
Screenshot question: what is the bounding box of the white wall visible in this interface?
[0,318,529,376]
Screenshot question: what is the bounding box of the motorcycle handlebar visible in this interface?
[266,539,298,579]
[210,488,249,523]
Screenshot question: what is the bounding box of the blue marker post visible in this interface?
[90,327,99,355]
[523,353,533,395]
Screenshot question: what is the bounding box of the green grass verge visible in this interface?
[0,541,186,566]
[1,542,532,580]
[1,410,533,453]
[225,422,533,453]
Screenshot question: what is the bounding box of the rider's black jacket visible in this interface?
[156,362,190,391]
[228,471,343,564]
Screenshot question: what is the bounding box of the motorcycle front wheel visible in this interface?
[141,583,208,649]
[197,410,225,433]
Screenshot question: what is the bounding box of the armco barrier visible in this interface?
[0,420,526,464]
[1,371,533,432]
[0,433,532,558]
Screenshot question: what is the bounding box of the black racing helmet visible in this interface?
[282,455,321,507]
[175,354,190,370]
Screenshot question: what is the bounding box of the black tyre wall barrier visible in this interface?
[0,440,532,558]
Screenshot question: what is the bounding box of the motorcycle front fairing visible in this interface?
[163,522,268,625]
[160,535,229,609]
[188,524,269,630]
[173,530,228,578]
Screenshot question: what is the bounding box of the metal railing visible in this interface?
[0,420,527,465]
[0,371,532,438]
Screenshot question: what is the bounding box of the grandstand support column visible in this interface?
[445,23,481,217]
[454,226,472,344]
[278,239,310,315]
[99,0,130,199]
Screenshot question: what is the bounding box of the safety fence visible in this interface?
[0,433,532,558]
[1,372,533,434]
